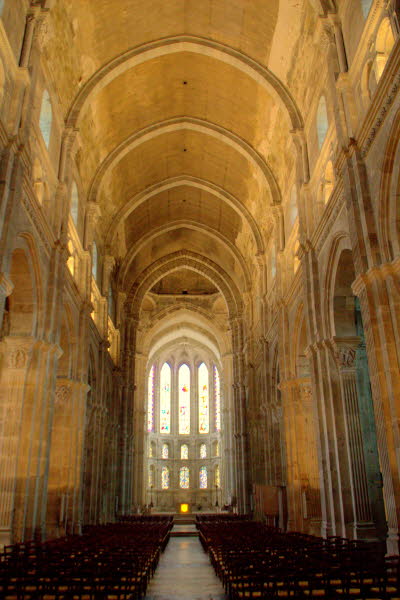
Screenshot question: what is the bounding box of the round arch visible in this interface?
[107,175,265,255]
[323,232,353,339]
[120,220,252,291]
[127,251,243,318]
[379,107,400,261]
[66,35,303,131]
[89,117,281,205]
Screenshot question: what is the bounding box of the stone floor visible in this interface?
[145,536,228,599]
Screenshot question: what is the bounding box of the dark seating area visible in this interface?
[197,517,400,599]
[0,517,172,599]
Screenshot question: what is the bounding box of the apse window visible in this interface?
[147,365,155,432]
[181,443,189,459]
[199,466,208,489]
[160,362,171,433]
[179,364,190,434]
[180,466,189,489]
[161,466,170,490]
[162,443,169,459]
[200,443,207,459]
[198,362,209,433]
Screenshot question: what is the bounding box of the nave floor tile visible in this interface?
[145,537,227,600]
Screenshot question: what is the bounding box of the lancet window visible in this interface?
[161,467,170,490]
[160,363,171,433]
[181,444,189,459]
[179,364,190,434]
[214,366,221,432]
[198,362,209,433]
[199,467,207,489]
[180,466,189,489]
[147,365,155,432]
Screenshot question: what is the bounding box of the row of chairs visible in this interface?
[1,518,172,599]
[197,518,400,599]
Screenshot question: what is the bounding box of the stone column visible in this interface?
[46,379,88,537]
[0,336,35,546]
[352,260,400,552]
[331,337,377,539]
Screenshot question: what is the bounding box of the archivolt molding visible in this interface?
[66,35,303,130]
[323,232,352,338]
[126,251,243,318]
[378,106,400,261]
[119,219,251,291]
[106,176,265,255]
[89,117,281,205]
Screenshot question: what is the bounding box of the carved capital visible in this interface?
[55,384,72,406]
[331,336,361,369]
[0,272,14,297]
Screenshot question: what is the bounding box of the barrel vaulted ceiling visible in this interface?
[43,0,326,314]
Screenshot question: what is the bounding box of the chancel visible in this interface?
[0,0,400,598]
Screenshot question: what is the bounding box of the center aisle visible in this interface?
[145,535,227,600]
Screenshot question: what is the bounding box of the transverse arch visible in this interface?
[66,35,304,131]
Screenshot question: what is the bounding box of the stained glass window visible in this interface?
[200,443,207,459]
[147,365,155,432]
[179,364,190,434]
[214,441,220,457]
[198,363,209,433]
[214,366,221,432]
[148,466,154,488]
[215,465,220,488]
[181,444,189,459]
[162,443,169,459]
[199,466,207,489]
[160,363,171,433]
[180,466,189,489]
[161,466,169,490]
